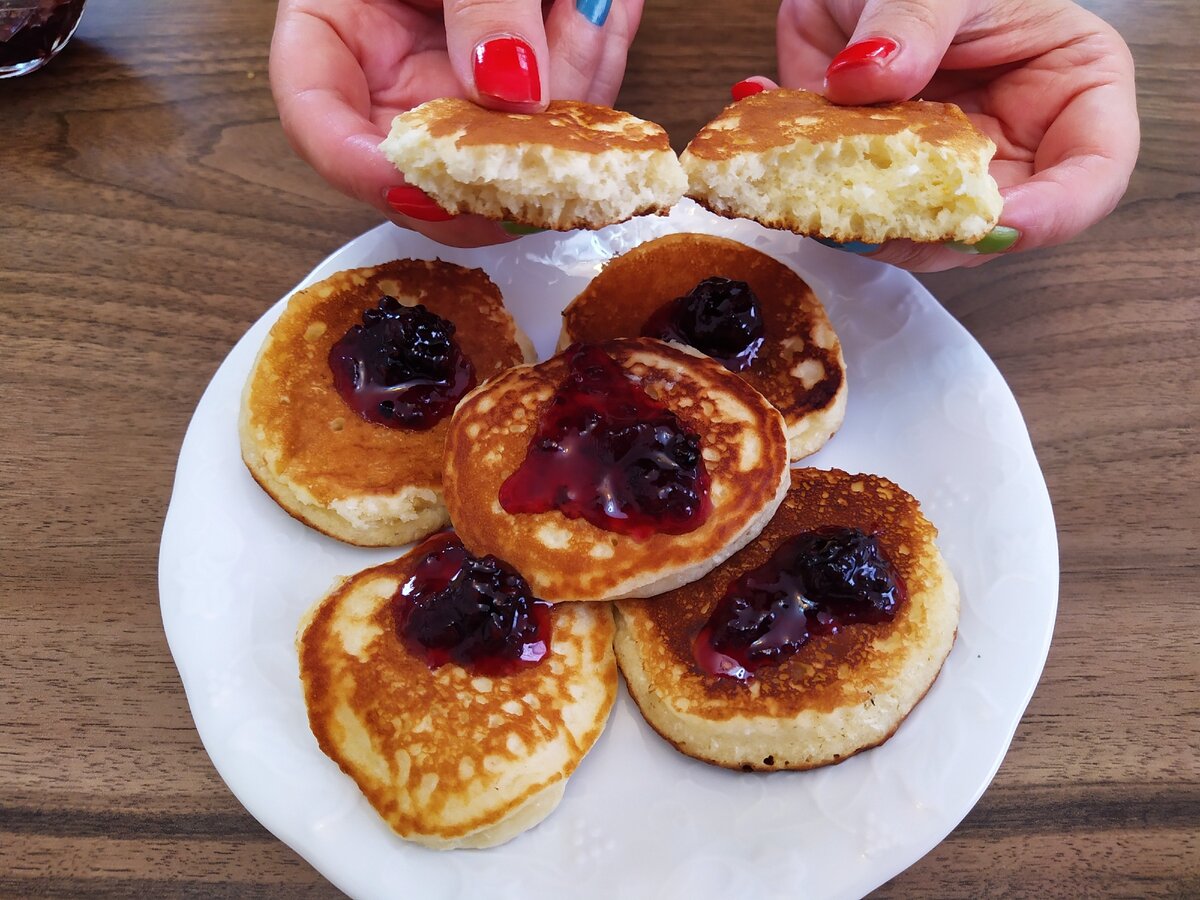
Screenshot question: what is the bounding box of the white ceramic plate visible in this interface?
[160,201,1057,900]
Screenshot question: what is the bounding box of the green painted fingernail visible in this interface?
[948,226,1021,254]
[500,221,548,235]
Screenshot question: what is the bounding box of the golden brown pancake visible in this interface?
[379,98,687,230]
[614,468,959,771]
[442,337,791,602]
[559,233,847,461]
[240,260,534,546]
[297,539,617,849]
[681,89,1003,244]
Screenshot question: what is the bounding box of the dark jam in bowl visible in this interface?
[328,297,475,430]
[0,1,87,77]
[498,345,711,540]
[641,277,765,372]
[694,526,905,681]
[394,532,551,675]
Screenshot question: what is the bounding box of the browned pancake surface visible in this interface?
[684,89,987,159]
[243,260,528,510]
[614,469,958,771]
[560,234,844,450]
[443,337,790,602]
[298,549,617,846]
[419,97,674,154]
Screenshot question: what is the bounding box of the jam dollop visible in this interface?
[394,532,551,675]
[641,277,765,372]
[328,297,475,430]
[694,526,905,681]
[498,345,711,540]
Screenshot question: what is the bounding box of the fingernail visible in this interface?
[948,226,1021,254]
[473,35,541,104]
[731,79,766,102]
[385,186,455,222]
[814,237,881,255]
[825,37,899,79]
[575,0,612,26]
[500,221,548,235]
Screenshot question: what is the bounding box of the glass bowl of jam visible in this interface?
[0,0,86,79]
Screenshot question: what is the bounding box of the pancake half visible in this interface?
[681,89,1003,244]
[297,543,617,849]
[380,98,687,230]
[559,233,847,460]
[614,468,959,771]
[442,337,791,602]
[240,260,534,546]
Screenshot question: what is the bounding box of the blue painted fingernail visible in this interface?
[814,237,881,255]
[500,221,548,235]
[575,0,612,26]
[948,225,1021,254]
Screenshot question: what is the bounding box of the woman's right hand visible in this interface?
[269,0,644,247]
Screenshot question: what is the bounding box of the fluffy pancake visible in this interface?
[613,468,959,771]
[442,337,791,602]
[559,233,847,461]
[379,98,687,230]
[240,260,534,546]
[297,540,617,849]
[681,89,1003,244]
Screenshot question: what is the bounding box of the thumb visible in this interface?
[823,0,971,104]
[444,0,550,111]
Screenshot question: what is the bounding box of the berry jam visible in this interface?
[328,297,475,430]
[694,527,905,681]
[498,345,711,540]
[394,532,551,675]
[0,1,86,77]
[641,277,765,372]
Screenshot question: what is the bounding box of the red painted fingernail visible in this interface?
[385,186,454,222]
[731,79,765,102]
[473,36,541,104]
[825,37,899,79]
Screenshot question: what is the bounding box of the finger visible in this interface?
[444,0,550,110]
[544,0,643,104]
[579,0,645,104]
[271,14,512,247]
[730,75,776,101]
[270,10,403,203]
[996,72,1138,250]
[776,0,851,92]
[823,0,974,104]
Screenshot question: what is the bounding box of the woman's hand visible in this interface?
[270,0,644,247]
[762,0,1138,271]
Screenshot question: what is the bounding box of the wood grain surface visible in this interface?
[1,0,1197,896]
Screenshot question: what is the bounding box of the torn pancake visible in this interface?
[614,468,959,771]
[442,337,790,602]
[681,89,1002,244]
[240,260,534,546]
[559,233,847,460]
[297,537,617,849]
[380,98,687,230]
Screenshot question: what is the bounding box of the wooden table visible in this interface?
[2,0,1196,895]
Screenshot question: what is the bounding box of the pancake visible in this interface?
[297,534,617,849]
[442,337,791,602]
[240,260,534,546]
[559,233,847,461]
[379,98,687,230]
[681,89,1003,244]
[613,468,959,771]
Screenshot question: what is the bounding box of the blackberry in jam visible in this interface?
[394,532,551,675]
[641,277,765,372]
[328,297,475,430]
[694,526,905,681]
[498,345,711,540]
